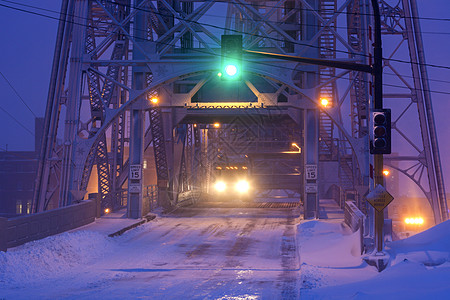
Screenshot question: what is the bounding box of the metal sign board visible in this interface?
[305,165,317,180]
[130,164,142,180]
[366,184,394,212]
[305,184,318,193]
[129,184,141,194]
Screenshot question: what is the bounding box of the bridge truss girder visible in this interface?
[312,0,447,223]
[32,0,447,224]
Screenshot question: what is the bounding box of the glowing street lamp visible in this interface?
[150,97,158,104]
[213,122,220,128]
[383,169,390,176]
[320,98,329,107]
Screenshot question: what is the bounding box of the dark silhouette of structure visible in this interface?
[0,118,43,217]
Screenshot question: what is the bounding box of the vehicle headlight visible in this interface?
[235,180,250,193]
[214,181,226,192]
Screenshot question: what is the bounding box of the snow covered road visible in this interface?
[1,207,302,299]
[3,203,450,299]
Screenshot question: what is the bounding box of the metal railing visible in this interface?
[326,184,344,208]
[344,200,365,254]
[111,186,158,216]
[143,185,158,215]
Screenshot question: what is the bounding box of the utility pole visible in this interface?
[371,0,385,255]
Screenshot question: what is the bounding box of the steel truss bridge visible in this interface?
[32,0,447,223]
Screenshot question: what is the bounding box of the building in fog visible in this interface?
[0,118,43,217]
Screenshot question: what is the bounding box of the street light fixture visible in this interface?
[320,98,329,107]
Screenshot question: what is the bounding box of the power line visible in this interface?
[0,0,449,96]
[2,0,363,61]
[0,0,60,16]
[0,70,37,118]
[210,0,450,22]
[241,52,450,96]
[107,0,450,71]
[4,0,450,36]
[384,71,450,86]
[97,0,450,71]
[3,0,450,73]
[0,105,34,136]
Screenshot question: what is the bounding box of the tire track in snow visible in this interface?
[278,214,301,299]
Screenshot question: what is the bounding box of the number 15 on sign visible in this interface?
[130,165,142,180]
[306,165,317,180]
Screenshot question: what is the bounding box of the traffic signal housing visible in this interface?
[221,35,242,80]
[370,108,391,154]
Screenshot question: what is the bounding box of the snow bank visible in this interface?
[0,230,115,285]
[387,219,450,266]
[298,220,362,267]
[298,220,375,291]
[301,258,450,300]
[300,219,450,299]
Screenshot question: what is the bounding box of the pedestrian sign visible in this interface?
[366,184,394,212]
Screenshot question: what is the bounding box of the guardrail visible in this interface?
[177,189,202,206]
[112,186,158,216]
[326,184,343,208]
[115,185,198,215]
[0,200,95,252]
[344,200,365,254]
[143,185,158,215]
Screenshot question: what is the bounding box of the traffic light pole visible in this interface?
[371,0,385,254]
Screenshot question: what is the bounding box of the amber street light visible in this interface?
[320,98,329,107]
[383,169,390,176]
[150,97,159,104]
[213,123,220,128]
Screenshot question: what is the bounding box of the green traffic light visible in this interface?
[221,35,242,80]
[225,64,238,77]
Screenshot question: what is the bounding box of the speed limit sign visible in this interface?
[130,165,142,180]
[305,165,317,180]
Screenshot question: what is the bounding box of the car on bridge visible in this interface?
[211,162,253,201]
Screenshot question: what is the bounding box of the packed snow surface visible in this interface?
[1,207,301,299]
[1,206,450,299]
[299,219,450,299]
